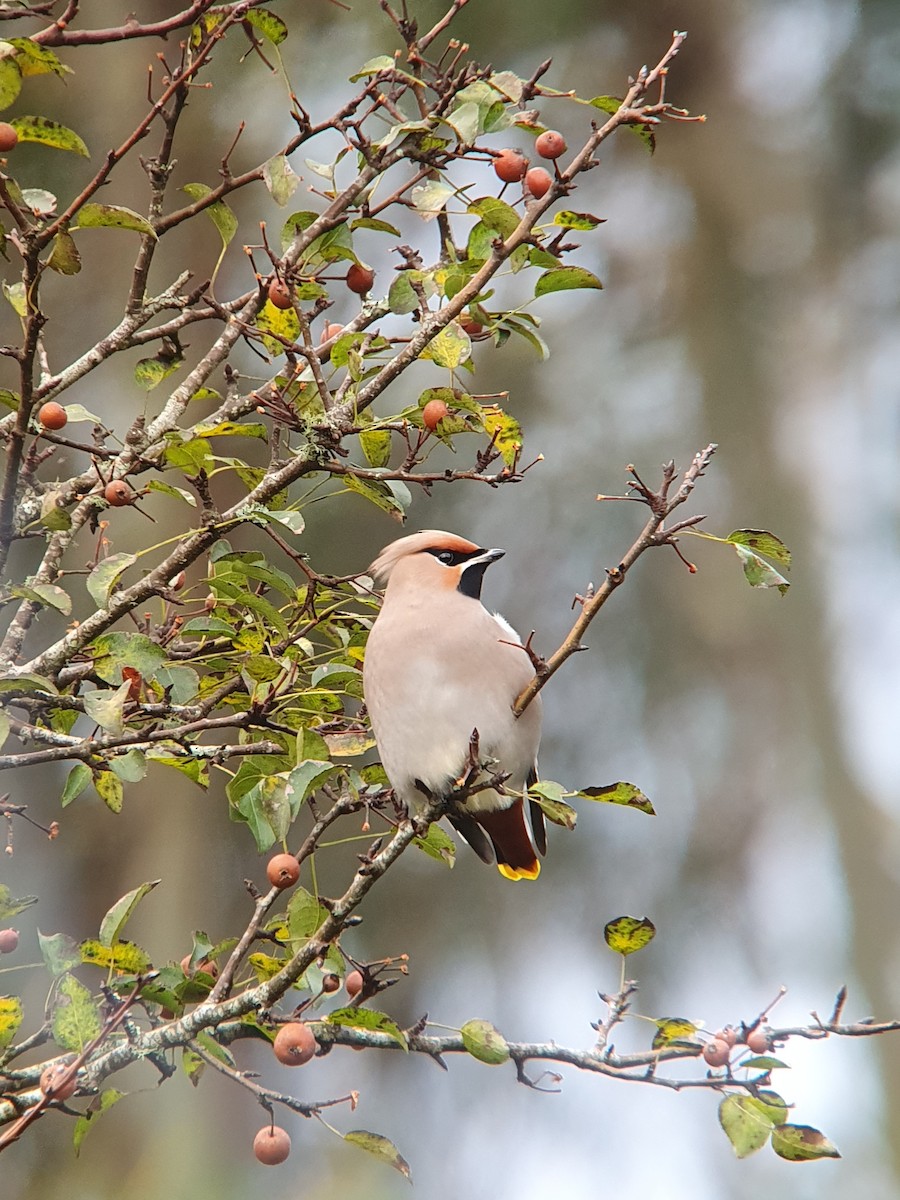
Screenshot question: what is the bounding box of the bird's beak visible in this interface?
[478,547,505,565]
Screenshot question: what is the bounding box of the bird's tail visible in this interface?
[475,798,542,881]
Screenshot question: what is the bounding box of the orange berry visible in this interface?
[0,928,18,953]
[267,279,293,310]
[746,1027,771,1054]
[267,853,300,890]
[524,167,553,199]
[0,122,18,153]
[492,148,528,183]
[253,1125,291,1165]
[104,480,135,507]
[346,263,375,295]
[40,1062,77,1101]
[273,1021,317,1066]
[535,129,566,159]
[38,401,67,431]
[422,399,450,431]
[345,969,364,999]
[703,1039,731,1068]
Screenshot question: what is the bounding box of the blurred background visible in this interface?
[2,0,900,1197]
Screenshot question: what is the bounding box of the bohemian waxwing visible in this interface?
[363,530,546,880]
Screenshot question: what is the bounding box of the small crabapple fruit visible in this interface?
[0,123,18,152]
[346,263,375,294]
[746,1027,771,1054]
[273,1021,317,1066]
[703,1039,731,1068]
[345,969,364,998]
[492,148,528,183]
[524,167,553,199]
[267,853,300,890]
[38,402,67,431]
[104,480,135,507]
[535,129,567,159]
[422,399,450,431]
[40,1062,77,1101]
[0,929,18,953]
[253,1125,291,1165]
[267,279,293,309]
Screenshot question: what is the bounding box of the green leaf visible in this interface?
[651,1017,700,1049]
[0,995,23,1051]
[256,297,300,356]
[94,770,123,813]
[10,581,71,614]
[288,759,335,806]
[343,473,410,521]
[413,822,456,867]
[164,434,213,474]
[11,115,88,156]
[726,529,792,569]
[603,915,656,956]
[181,183,236,285]
[480,406,522,467]
[552,210,604,230]
[0,672,57,698]
[40,490,71,530]
[91,632,168,684]
[53,974,102,1052]
[411,179,454,221]
[0,388,19,411]
[195,420,267,441]
[3,280,26,317]
[134,354,181,390]
[82,681,132,737]
[110,749,148,784]
[73,1089,123,1157]
[46,230,82,275]
[86,553,137,608]
[351,216,402,237]
[443,100,480,145]
[388,271,422,315]
[145,480,196,506]
[420,323,471,369]
[0,884,37,920]
[577,781,655,816]
[359,428,392,468]
[74,203,155,236]
[743,1055,790,1070]
[262,153,299,206]
[733,544,790,595]
[280,209,318,251]
[461,1018,510,1065]
[61,762,92,808]
[58,402,101,423]
[529,782,577,829]
[80,939,152,974]
[534,266,603,296]
[718,1094,778,1158]
[344,1130,412,1182]
[771,1124,840,1162]
[245,7,288,45]
[327,1007,408,1050]
[0,55,22,110]
[467,196,520,239]
[349,55,396,82]
[6,39,71,78]
[39,930,81,977]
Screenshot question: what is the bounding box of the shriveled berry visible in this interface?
[0,928,18,953]
[422,399,450,431]
[40,1061,77,1101]
[346,263,375,295]
[273,1021,317,1066]
[492,148,528,184]
[38,402,67,431]
[253,1125,291,1165]
[321,973,341,994]
[535,129,567,160]
[267,853,300,890]
[0,122,18,153]
[345,969,364,999]
[267,279,293,310]
[524,167,553,199]
[746,1027,771,1054]
[104,480,135,507]
[703,1038,731,1068]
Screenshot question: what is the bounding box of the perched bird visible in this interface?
[363,530,545,880]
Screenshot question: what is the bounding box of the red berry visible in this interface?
[703,1039,731,1068]
[267,279,293,310]
[40,1062,77,1101]
[422,399,450,431]
[524,167,553,199]
[322,973,341,994]
[267,853,300,890]
[0,928,18,953]
[273,1021,317,1066]
[37,401,67,431]
[346,263,375,295]
[535,129,567,160]
[253,1125,291,1165]
[492,148,528,184]
[746,1027,771,1054]
[104,480,135,507]
[345,969,364,999]
[0,122,18,153]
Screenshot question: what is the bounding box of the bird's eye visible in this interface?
[437,550,455,565]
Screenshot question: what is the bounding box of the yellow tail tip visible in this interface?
[497,860,541,881]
